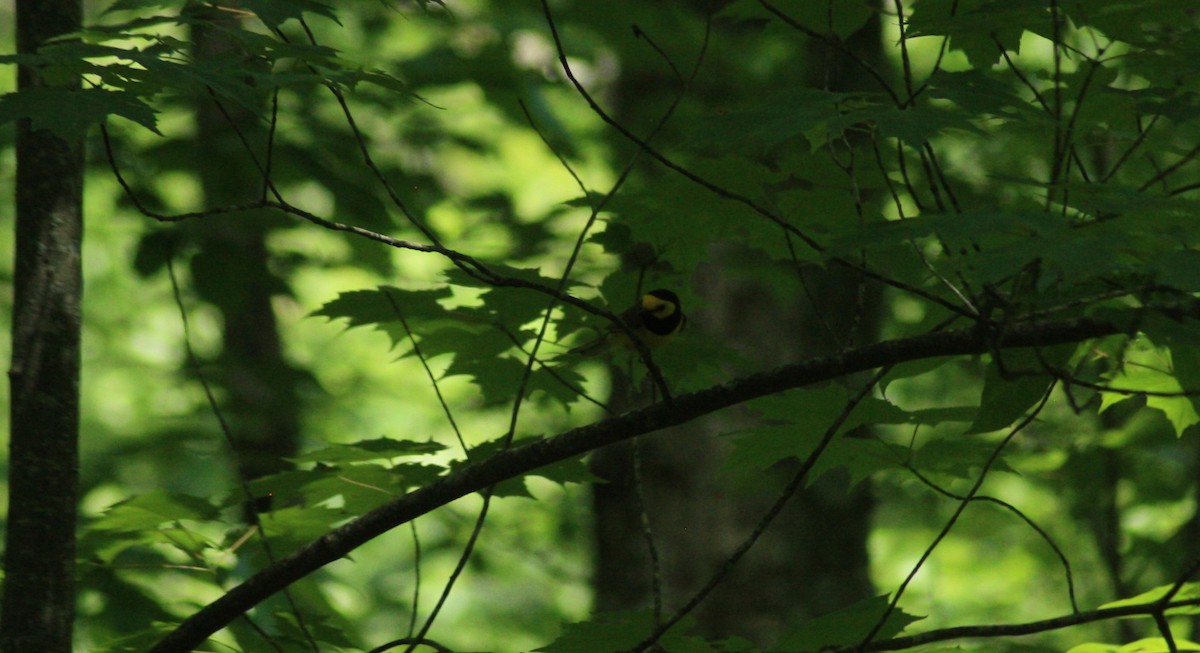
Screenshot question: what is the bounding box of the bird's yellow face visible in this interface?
[641,293,678,320]
[621,289,685,349]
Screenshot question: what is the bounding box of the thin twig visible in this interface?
[381,289,471,458]
[369,636,454,653]
[1153,611,1179,653]
[894,0,916,101]
[407,521,421,639]
[757,0,902,107]
[166,257,315,652]
[857,385,1056,650]
[905,465,1078,613]
[1102,114,1159,183]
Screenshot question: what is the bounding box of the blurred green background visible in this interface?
[3,0,1199,651]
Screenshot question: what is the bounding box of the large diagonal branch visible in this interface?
[834,596,1200,653]
[150,302,1197,652]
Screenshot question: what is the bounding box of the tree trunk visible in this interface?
[190,9,302,483]
[592,9,886,646]
[2,1,85,650]
[592,264,880,644]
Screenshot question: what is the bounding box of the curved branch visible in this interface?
[149,301,1199,652]
[839,597,1200,653]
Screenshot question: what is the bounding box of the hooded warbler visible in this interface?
[570,288,685,356]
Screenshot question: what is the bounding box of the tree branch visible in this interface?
[840,596,1200,653]
[150,301,1199,652]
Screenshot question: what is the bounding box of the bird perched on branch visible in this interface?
[568,288,685,357]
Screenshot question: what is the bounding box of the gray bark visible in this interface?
[3,1,85,650]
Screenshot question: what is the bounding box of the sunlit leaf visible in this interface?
[1100,581,1200,614]
[1100,335,1200,437]
[91,491,220,532]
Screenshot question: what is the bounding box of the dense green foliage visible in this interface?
[4,0,1200,651]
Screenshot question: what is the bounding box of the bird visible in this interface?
[568,288,685,357]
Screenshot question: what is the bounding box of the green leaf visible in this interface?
[301,464,408,514]
[525,361,592,409]
[91,491,220,532]
[132,229,181,277]
[925,69,1047,123]
[601,161,785,272]
[256,505,345,545]
[89,624,176,653]
[103,0,187,12]
[968,346,1068,434]
[1114,639,1200,653]
[1155,250,1200,292]
[1100,581,1200,614]
[271,611,360,649]
[721,389,972,484]
[0,86,160,138]
[476,283,564,327]
[812,437,908,487]
[776,594,923,650]
[718,0,875,41]
[684,86,850,156]
[529,454,599,486]
[238,0,339,28]
[910,436,1018,479]
[455,436,594,498]
[288,437,446,464]
[847,396,978,429]
[880,357,956,391]
[538,611,701,653]
[908,0,1039,68]
[311,286,453,329]
[82,492,222,563]
[847,98,987,146]
[241,468,328,509]
[1140,314,1200,435]
[538,611,656,653]
[723,386,850,473]
[444,355,525,406]
[1100,333,1200,437]
[1065,644,1119,653]
[244,462,444,513]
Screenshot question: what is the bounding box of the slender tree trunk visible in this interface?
[592,265,880,644]
[2,1,85,651]
[592,9,886,645]
[190,9,302,482]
